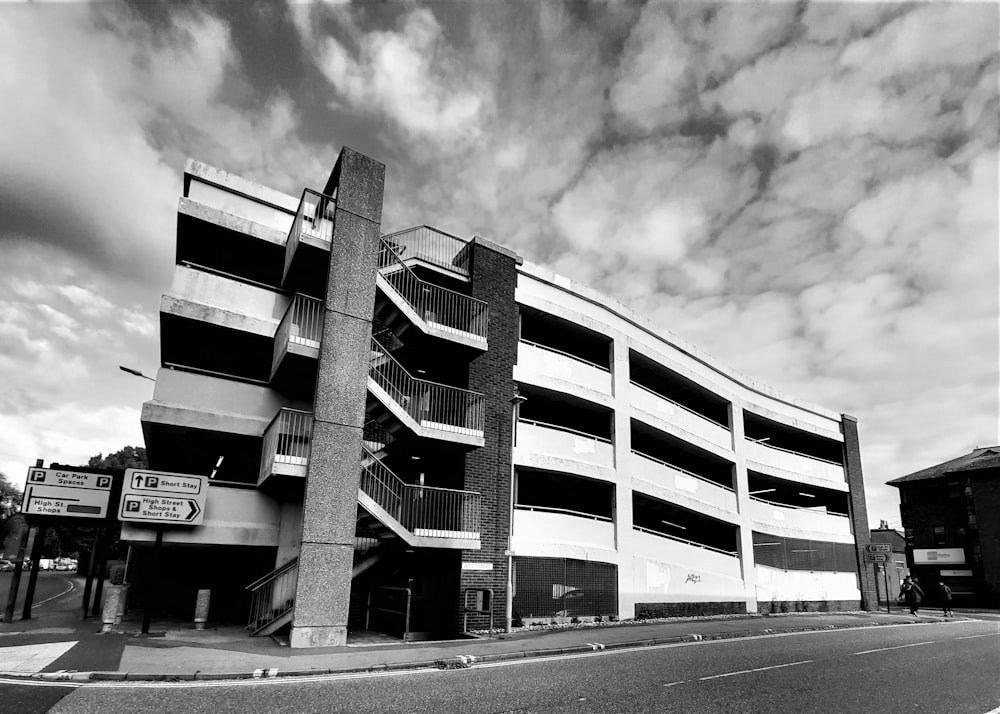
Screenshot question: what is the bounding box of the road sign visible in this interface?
[22,468,113,519]
[119,470,207,526]
[865,543,891,553]
[864,552,891,563]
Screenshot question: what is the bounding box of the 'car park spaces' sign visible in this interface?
[22,468,113,519]
[119,469,208,526]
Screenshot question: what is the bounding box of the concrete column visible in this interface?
[610,334,635,621]
[729,401,758,614]
[842,414,878,611]
[290,148,385,648]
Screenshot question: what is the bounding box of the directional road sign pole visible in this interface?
[22,519,47,620]
[884,564,891,614]
[3,523,32,623]
[141,528,164,635]
[81,528,102,619]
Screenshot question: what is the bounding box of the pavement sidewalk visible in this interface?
[0,603,967,683]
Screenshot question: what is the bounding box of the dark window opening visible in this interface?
[517,385,613,441]
[631,420,733,488]
[933,525,947,547]
[515,470,614,521]
[743,411,843,464]
[747,471,850,516]
[632,492,738,554]
[519,306,612,370]
[628,350,730,426]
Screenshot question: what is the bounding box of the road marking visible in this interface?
[663,681,685,687]
[854,641,934,655]
[33,578,76,608]
[698,660,813,681]
[956,633,999,640]
[86,667,442,688]
[983,705,1000,714]
[585,642,605,651]
[0,677,82,689]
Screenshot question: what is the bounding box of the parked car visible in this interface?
[0,560,15,572]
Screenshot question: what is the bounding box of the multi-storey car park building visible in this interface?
[124,147,878,648]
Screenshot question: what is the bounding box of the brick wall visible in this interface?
[459,239,520,630]
[841,415,878,611]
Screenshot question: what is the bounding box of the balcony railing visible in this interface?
[260,408,313,482]
[382,225,471,277]
[631,450,738,516]
[630,382,732,451]
[370,336,485,436]
[361,447,481,538]
[284,189,335,280]
[633,525,738,557]
[378,238,488,341]
[748,496,852,537]
[515,419,614,469]
[273,294,324,369]
[517,340,613,395]
[745,438,846,483]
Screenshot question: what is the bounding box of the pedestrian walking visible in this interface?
[900,576,925,616]
[938,582,954,617]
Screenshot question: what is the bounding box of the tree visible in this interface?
[0,471,22,517]
[88,446,147,471]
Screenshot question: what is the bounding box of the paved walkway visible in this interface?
[0,600,978,682]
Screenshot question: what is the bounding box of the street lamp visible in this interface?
[119,365,156,382]
[506,392,528,633]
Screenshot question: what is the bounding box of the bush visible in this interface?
[609,614,618,622]
[594,615,603,623]
[779,601,789,613]
[512,615,523,628]
[570,616,580,624]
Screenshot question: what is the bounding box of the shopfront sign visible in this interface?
[913,548,966,565]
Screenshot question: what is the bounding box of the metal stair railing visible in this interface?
[378,238,488,340]
[245,558,298,635]
[260,408,314,482]
[381,225,472,276]
[360,446,481,538]
[273,293,324,370]
[369,334,485,436]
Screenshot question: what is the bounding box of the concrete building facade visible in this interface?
[889,446,1000,607]
[124,147,877,647]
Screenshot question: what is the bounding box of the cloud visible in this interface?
[302,8,489,150]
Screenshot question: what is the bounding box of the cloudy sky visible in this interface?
[0,1,996,528]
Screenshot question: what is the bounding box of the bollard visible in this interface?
[194,589,211,630]
[101,586,126,633]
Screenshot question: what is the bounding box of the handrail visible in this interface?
[244,557,297,591]
[630,381,728,430]
[747,438,843,466]
[631,449,735,491]
[518,418,612,444]
[370,335,485,434]
[749,495,848,517]
[632,525,738,557]
[514,504,613,522]
[381,225,471,276]
[245,558,299,634]
[520,339,611,373]
[378,238,488,340]
[360,446,481,536]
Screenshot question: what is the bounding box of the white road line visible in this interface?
[0,677,82,688]
[33,578,76,607]
[663,681,685,687]
[698,660,814,681]
[983,705,1000,714]
[957,633,999,640]
[854,641,934,655]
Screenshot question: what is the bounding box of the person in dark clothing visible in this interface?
[938,582,954,617]
[901,576,925,616]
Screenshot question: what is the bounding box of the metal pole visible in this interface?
[22,522,46,620]
[3,522,32,623]
[882,564,892,614]
[91,525,108,617]
[81,528,102,619]
[142,529,164,634]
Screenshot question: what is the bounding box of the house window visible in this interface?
[948,482,960,499]
[933,526,947,547]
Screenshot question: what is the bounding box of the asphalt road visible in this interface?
[38,618,1000,714]
[0,570,79,617]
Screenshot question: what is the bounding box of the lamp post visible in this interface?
[118,366,156,382]
[506,392,528,633]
